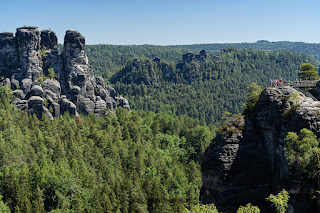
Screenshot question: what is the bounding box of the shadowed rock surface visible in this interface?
[0,26,130,120]
[201,86,320,212]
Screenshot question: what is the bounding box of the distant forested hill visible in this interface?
[84,45,187,79]
[110,48,318,125]
[170,41,320,60]
[83,41,320,82]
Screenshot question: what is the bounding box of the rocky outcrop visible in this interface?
[0,26,130,120]
[40,30,62,81]
[201,86,320,212]
[15,26,43,81]
[0,32,19,78]
[183,50,207,63]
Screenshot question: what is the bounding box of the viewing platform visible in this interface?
[291,80,318,88]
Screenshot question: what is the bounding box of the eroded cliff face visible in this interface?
[0,26,130,120]
[201,86,320,212]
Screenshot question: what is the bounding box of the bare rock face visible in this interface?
[0,26,130,120]
[201,87,320,213]
[15,26,42,81]
[0,32,19,78]
[63,30,94,90]
[40,30,62,81]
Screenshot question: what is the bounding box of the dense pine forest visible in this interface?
[107,48,318,125]
[0,86,214,212]
[84,41,320,77]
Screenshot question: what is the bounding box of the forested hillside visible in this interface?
[171,41,320,60]
[83,45,187,79]
[82,41,320,79]
[110,48,318,125]
[0,86,214,212]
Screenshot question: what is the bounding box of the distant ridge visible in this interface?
[168,41,320,60]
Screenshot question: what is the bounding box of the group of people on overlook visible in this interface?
[269,78,287,87]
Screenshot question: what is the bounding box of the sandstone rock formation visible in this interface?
[0,26,130,120]
[183,50,207,63]
[201,86,320,212]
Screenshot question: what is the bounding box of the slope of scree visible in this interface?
[200,85,320,213]
[0,26,130,120]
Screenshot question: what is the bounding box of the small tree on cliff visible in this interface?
[244,83,263,112]
[285,128,320,178]
[298,63,319,80]
[266,190,290,213]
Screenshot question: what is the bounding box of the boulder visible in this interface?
[44,89,58,101]
[12,98,27,110]
[69,85,81,97]
[28,96,44,118]
[105,97,117,111]
[43,79,61,95]
[13,89,25,99]
[30,85,44,97]
[94,96,106,116]
[96,77,105,86]
[106,86,116,98]
[21,78,33,94]
[116,96,131,111]
[28,96,44,108]
[95,85,108,100]
[77,95,95,115]
[10,78,19,90]
[59,97,77,116]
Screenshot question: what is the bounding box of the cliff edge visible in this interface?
[200,86,320,212]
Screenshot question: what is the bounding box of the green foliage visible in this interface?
[298,63,319,80]
[48,68,55,79]
[169,41,320,61]
[82,44,186,79]
[183,203,219,213]
[236,203,260,213]
[244,83,263,112]
[285,128,320,178]
[217,115,244,136]
[109,48,316,125]
[0,86,13,109]
[265,190,290,213]
[0,90,215,212]
[38,77,44,85]
[40,47,47,58]
[0,195,10,213]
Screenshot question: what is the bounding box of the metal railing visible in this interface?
[291,80,318,88]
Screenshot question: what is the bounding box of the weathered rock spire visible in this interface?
[0,26,130,120]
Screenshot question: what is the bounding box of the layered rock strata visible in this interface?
[0,26,130,120]
[201,86,320,212]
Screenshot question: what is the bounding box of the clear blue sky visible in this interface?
[1,0,320,45]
